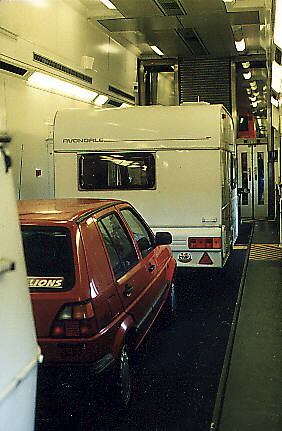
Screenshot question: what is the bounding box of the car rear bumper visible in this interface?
[37,352,116,391]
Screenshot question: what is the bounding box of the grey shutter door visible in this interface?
[179,58,232,114]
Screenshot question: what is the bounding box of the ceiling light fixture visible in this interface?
[271,60,282,93]
[243,71,251,79]
[150,45,164,56]
[94,94,109,106]
[235,38,246,52]
[99,0,116,9]
[271,96,279,107]
[27,72,98,102]
[242,61,250,69]
[121,103,133,107]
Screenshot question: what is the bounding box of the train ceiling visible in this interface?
[80,0,272,113]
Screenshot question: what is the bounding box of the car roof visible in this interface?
[18,198,125,223]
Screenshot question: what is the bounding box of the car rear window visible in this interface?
[21,226,75,291]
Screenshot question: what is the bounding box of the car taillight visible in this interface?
[51,300,97,338]
[188,237,222,249]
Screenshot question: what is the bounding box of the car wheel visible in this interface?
[114,343,132,409]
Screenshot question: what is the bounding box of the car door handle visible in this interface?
[123,284,134,297]
[148,264,155,272]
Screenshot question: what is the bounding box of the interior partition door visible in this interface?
[237,144,268,219]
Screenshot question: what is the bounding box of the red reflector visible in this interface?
[199,252,213,265]
[52,324,65,338]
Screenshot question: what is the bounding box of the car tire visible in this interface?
[113,343,132,409]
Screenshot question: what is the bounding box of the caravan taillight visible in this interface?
[188,237,222,249]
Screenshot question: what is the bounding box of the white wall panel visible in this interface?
[0,0,136,93]
[0,0,137,199]
[3,74,94,200]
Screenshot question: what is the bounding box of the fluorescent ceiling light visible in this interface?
[121,103,133,107]
[100,0,116,9]
[235,38,246,52]
[271,60,282,93]
[27,72,98,102]
[242,61,250,69]
[94,94,109,106]
[274,0,282,50]
[243,71,251,79]
[150,45,164,56]
[271,96,279,107]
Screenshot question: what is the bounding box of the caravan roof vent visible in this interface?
[0,60,27,77]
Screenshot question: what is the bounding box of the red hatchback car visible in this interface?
[18,198,175,407]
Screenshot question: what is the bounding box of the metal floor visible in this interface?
[213,220,281,431]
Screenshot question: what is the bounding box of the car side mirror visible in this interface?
[155,232,172,246]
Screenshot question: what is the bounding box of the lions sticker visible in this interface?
[28,277,64,288]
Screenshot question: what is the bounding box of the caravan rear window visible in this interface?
[78,152,155,190]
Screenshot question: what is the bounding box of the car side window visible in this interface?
[120,208,155,258]
[98,212,138,279]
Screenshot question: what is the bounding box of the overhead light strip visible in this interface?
[271,96,279,108]
[150,45,164,56]
[271,60,282,93]
[94,94,109,106]
[27,72,98,102]
[100,0,116,9]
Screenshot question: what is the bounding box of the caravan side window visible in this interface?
[78,152,156,190]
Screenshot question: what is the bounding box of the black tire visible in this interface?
[113,343,132,409]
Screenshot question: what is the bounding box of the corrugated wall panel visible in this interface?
[179,58,231,114]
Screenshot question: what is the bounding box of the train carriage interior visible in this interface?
[0,1,281,430]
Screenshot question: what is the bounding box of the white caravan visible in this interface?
[0,137,41,431]
[50,103,238,268]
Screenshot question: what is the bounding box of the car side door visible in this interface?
[118,206,170,325]
[97,210,147,325]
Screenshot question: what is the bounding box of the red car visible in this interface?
[18,198,175,407]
